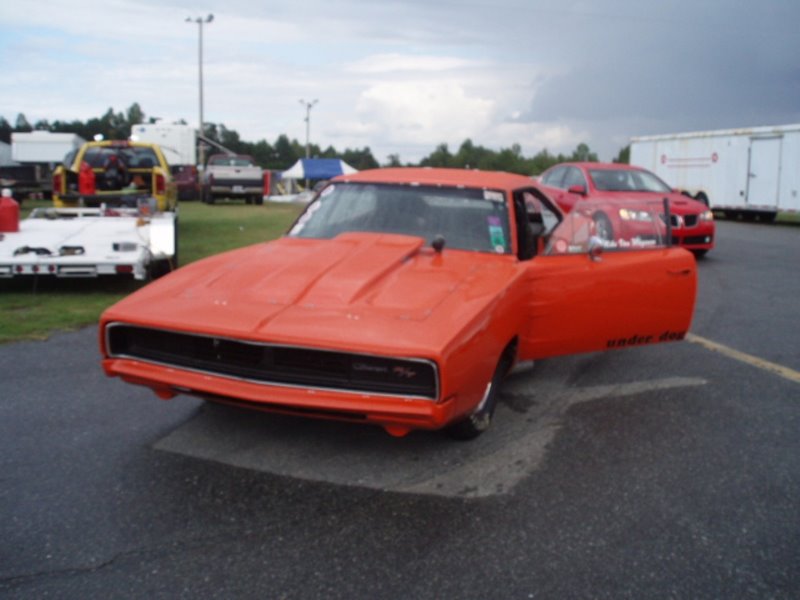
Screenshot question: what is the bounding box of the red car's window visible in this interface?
[589,168,671,193]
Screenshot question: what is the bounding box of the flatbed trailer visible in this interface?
[0,204,177,281]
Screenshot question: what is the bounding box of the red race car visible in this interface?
[539,162,715,256]
[100,168,696,439]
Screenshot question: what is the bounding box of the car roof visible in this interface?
[557,162,645,172]
[335,167,537,191]
[86,140,159,150]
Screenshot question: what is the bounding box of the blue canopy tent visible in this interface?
[280,158,358,180]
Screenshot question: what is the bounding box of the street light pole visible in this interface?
[299,99,318,190]
[299,99,318,159]
[187,14,214,168]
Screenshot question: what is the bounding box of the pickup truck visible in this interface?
[52,140,177,212]
[202,154,265,205]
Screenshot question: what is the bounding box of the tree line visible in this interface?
[1,103,629,174]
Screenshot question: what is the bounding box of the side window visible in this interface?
[522,190,560,234]
[562,167,587,190]
[514,188,562,260]
[541,166,566,188]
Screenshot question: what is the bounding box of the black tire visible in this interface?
[147,259,172,280]
[255,195,264,206]
[695,192,709,207]
[446,352,512,441]
[692,249,708,259]
[593,212,614,241]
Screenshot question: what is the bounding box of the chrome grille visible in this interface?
[106,324,439,399]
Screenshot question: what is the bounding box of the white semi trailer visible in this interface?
[630,124,800,220]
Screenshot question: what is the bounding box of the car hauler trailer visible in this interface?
[0,190,177,281]
[630,124,800,221]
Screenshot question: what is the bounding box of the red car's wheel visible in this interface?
[593,212,614,241]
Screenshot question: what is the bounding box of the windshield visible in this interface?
[83,146,160,169]
[289,182,513,254]
[589,168,671,193]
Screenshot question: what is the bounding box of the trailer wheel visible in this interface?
[695,192,709,207]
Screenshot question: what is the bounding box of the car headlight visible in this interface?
[619,208,653,221]
[700,210,714,221]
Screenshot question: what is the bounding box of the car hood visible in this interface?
[102,233,520,357]
[594,191,708,215]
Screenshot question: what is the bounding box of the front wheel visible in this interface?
[593,212,614,241]
[446,354,511,440]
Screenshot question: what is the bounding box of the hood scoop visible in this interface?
[298,233,426,306]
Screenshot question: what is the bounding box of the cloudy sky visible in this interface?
[2,0,798,164]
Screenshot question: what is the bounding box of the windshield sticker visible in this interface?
[484,190,504,203]
[487,216,506,251]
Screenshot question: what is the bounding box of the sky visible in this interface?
[1,0,799,164]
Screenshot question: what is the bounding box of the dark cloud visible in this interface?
[520,1,800,148]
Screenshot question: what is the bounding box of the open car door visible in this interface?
[519,198,697,361]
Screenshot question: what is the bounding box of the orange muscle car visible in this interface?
[100,168,697,439]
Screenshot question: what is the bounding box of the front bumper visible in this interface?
[102,357,456,432]
[671,223,715,250]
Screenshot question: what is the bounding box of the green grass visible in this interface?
[776,212,800,225]
[0,200,304,344]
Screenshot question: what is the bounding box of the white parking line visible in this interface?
[686,333,800,385]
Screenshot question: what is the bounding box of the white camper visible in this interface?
[131,123,197,166]
[630,124,800,220]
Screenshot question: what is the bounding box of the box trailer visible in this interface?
[12,131,86,163]
[630,124,800,220]
[5,132,86,199]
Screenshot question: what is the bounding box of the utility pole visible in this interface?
[187,14,214,168]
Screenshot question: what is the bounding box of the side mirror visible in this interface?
[567,184,587,196]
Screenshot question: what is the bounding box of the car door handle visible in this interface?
[668,268,693,276]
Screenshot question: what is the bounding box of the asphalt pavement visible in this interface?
[1,221,799,599]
